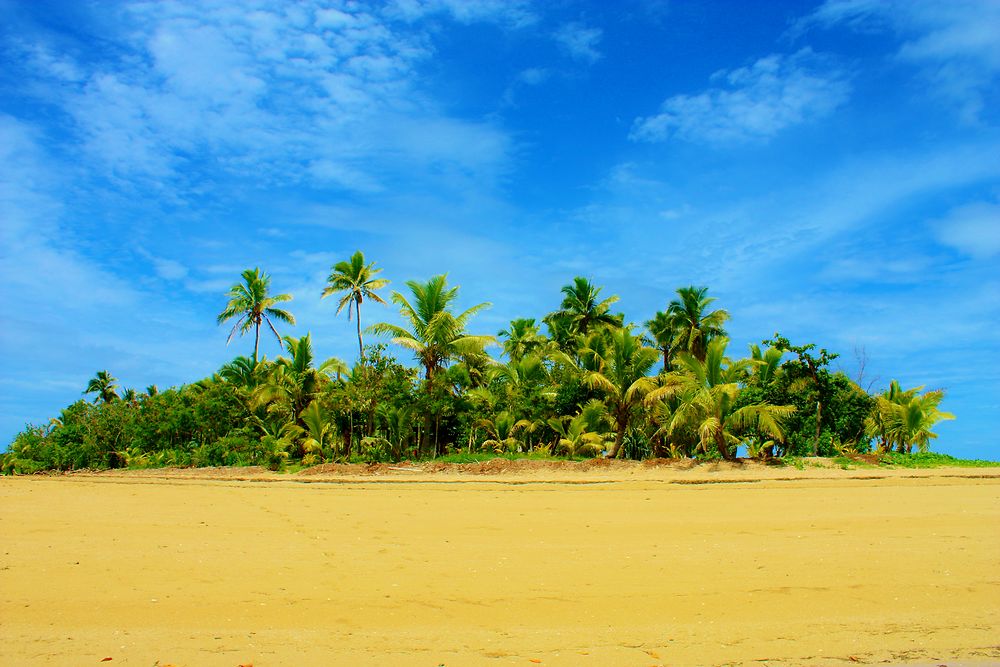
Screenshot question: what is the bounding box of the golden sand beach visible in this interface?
[1,463,998,666]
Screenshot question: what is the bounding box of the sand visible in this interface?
[1,463,998,666]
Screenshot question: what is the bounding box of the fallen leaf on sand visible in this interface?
[529,660,542,664]
[100,659,112,663]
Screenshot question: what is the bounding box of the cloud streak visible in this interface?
[631,49,850,144]
[555,22,603,64]
[799,0,1000,120]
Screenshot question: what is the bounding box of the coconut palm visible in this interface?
[488,354,550,401]
[580,327,663,458]
[369,274,495,380]
[476,411,532,453]
[252,334,345,425]
[498,318,546,362]
[645,310,681,373]
[666,286,729,361]
[217,267,295,363]
[554,276,622,336]
[85,370,119,404]
[322,250,390,360]
[548,399,610,458]
[748,343,785,388]
[866,381,954,454]
[219,355,266,389]
[299,400,333,462]
[658,338,794,460]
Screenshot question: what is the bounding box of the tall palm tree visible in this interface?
[645,310,680,373]
[666,286,729,361]
[555,276,622,336]
[369,274,495,380]
[217,267,296,363]
[658,338,794,460]
[498,318,546,362]
[322,250,389,360]
[85,370,119,404]
[580,327,663,458]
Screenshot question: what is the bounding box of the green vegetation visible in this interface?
[3,252,976,474]
[874,452,999,468]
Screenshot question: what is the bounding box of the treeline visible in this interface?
[2,253,954,474]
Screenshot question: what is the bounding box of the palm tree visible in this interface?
[548,399,610,458]
[253,333,345,424]
[580,327,663,458]
[322,251,389,360]
[554,276,622,336]
[85,370,119,404]
[658,339,794,460]
[299,400,334,462]
[476,411,532,453]
[666,286,729,361]
[748,343,785,388]
[866,381,954,454]
[498,318,546,361]
[370,274,495,380]
[645,310,680,373]
[219,355,266,389]
[217,267,296,363]
[489,354,549,394]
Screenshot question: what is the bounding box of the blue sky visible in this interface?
[1,0,998,458]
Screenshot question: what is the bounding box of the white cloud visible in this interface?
[14,1,511,193]
[385,0,536,27]
[930,199,1000,259]
[554,22,603,64]
[800,0,1000,120]
[0,115,137,315]
[631,49,850,144]
[517,67,550,86]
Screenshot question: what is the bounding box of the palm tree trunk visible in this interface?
[253,320,261,364]
[356,299,364,360]
[716,429,734,460]
[608,422,626,458]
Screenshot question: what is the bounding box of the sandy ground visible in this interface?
[1,463,998,666]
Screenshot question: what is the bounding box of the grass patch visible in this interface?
[878,452,1000,468]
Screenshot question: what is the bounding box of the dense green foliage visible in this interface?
[3,253,963,473]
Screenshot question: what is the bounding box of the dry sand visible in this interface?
[1,463,998,666]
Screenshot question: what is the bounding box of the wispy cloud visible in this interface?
[630,49,850,144]
[929,198,1000,259]
[555,22,603,64]
[10,1,513,194]
[799,0,1000,121]
[386,0,536,27]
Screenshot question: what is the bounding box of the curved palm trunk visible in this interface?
[356,299,364,360]
[608,414,627,458]
[716,429,735,460]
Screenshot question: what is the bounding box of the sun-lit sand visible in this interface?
[1,464,998,666]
